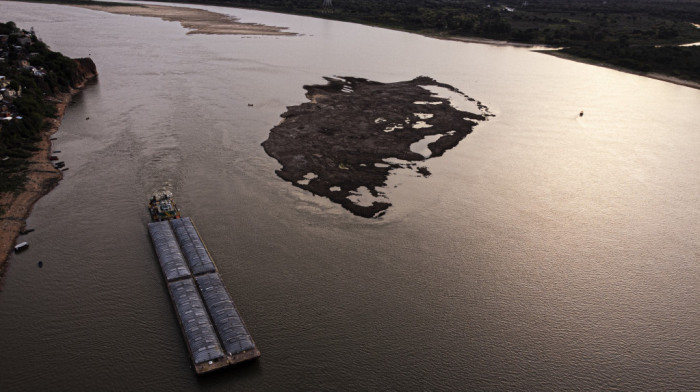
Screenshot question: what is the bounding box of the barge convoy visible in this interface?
[147,192,260,374]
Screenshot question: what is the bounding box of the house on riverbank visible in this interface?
[0,27,38,124]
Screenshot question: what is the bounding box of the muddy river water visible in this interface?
[1,1,699,390]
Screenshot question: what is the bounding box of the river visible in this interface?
[1,1,699,390]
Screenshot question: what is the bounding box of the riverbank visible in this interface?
[434,34,542,48]
[538,49,700,90]
[416,32,700,90]
[0,63,96,286]
[434,32,700,90]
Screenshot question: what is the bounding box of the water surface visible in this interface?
[1,1,699,391]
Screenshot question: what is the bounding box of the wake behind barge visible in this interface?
[147,192,260,374]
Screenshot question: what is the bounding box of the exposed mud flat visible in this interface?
[262,76,491,218]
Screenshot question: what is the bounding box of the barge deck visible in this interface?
[148,217,260,374]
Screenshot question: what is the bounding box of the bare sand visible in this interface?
[74,4,296,36]
[436,34,539,48]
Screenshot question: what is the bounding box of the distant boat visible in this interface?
[579,110,584,117]
[14,242,29,252]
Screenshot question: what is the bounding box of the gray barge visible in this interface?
[147,199,260,374]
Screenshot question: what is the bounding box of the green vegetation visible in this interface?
[131,0,700,83]
[0,21,82,193]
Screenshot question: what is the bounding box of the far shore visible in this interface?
[0,74,96,286]
[537,50,700,91]
[434,34,700,90]
[58,1,700,90]
[106,1,698,90]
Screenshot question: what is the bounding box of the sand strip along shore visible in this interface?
[0,69,97,287]
[538,50,700,90]
[73,4,297,36]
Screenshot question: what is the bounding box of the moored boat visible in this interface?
[14,242,29,252]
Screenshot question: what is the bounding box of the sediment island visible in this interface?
[0,22,97,282]
[70,3,297,36]
[262,76,491,218]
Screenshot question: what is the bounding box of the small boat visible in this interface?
[61,168,69,171]
[37,261,43,268]
[248,103,254,107]
[20,228,35,235]
[148,191,181,221]
[53,150,61,153]
[49,156,59,161]
[579,110,584,117]
[14,242,29,253]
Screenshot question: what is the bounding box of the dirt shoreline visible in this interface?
[0,69,97,286]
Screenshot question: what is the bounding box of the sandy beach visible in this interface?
[436,34,540,48]
[73,4,296,36]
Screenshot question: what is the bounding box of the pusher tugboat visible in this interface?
[148,191,181,221]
